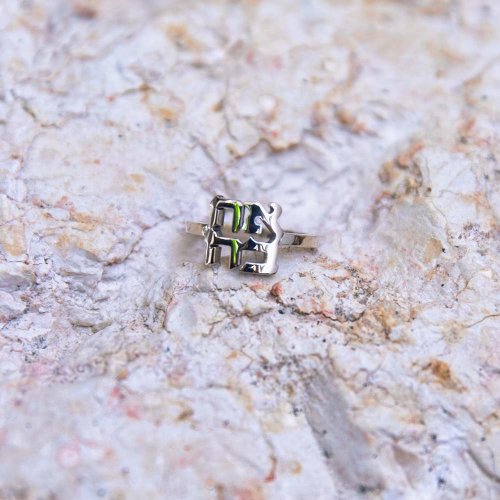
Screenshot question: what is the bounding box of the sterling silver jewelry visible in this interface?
[186,195,318,276]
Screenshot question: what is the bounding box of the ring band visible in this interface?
[185,222,318,249]
[186,195,318,276]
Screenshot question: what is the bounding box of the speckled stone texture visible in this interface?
[0,1,499,498]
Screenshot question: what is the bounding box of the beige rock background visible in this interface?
[0,0,499,498]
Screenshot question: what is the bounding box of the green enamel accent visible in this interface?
[232,203,241,232]
[231,239,239,267]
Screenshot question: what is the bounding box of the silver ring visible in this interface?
[186,195,318,276]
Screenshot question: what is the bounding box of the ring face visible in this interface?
[186,195,318,276]
[204,195,284,275]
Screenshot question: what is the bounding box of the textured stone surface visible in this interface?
[0,0,499,498]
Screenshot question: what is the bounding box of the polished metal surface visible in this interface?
[186,195,317,275]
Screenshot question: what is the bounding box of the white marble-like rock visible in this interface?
[0,290,26,322]
[0,1,498,499]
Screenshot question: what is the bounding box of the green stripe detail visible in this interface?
[231,239,239,267]
[232,203,241,232]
